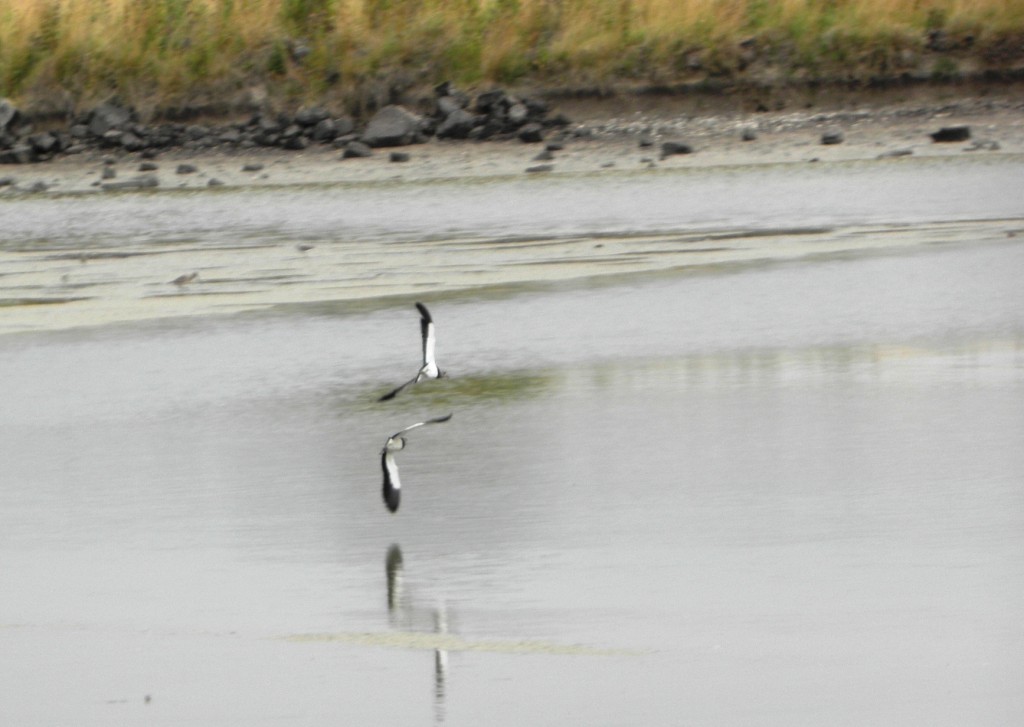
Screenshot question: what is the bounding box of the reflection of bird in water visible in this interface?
[384,544,451,726]
[379,302,447,401]
[171,272,198,287]
[381,413,452,513]
[433,604,449,726]
[385,543,406,616]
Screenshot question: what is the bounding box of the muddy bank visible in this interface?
[0,87,1022,196]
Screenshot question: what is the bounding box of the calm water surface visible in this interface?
[1,159,1023,726]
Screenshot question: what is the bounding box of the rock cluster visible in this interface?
[0,84,570,164]
[428,81,569,142]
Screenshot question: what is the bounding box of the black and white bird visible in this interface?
[379,302,446,401]
[381,413,453,513]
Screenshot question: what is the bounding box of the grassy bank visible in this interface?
[2,0,1023,117]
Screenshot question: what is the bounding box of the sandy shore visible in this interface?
[1,91,1022,193]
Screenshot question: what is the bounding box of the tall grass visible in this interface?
[1,0,1021,114]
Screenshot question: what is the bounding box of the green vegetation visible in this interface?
[365,370,554,407]
[2,0,1022,115]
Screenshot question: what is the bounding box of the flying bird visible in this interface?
[381,413,453,513]
[379,302,446,401]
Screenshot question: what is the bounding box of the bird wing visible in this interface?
[378,375,418,402]
[417,303,437,369]
[382,450,401,513]
[391,413,453,439]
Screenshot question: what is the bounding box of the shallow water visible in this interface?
[1,156,1023,725]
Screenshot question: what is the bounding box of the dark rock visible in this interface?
[333,117,355,137]
[100,130,124,147]
[525,164,553,173]
[102,174,159,191]
[255,113,285,133]
[821,130,844,145]
[361,105,424,147]
[282,134,309,150]
[242,162,264,172]
[28,132,58,154]
[437,95,465,118]
[475,89,506,115]
[341,141,373,158]
[524,97,550,118]
[295,106,329,127]
[207,178,224,187]
[139,161,159,171]
[176,163,198,174]
[436,109,477,140]
[120,132,146,151]
[741,128,758,141]
[88,102,133,137]
[533,149,554,162]
[219,129,242,144]
[389,151,410,163]
[70,124,90,139]
[28,181,49,193]
[0,145,36,164]
[434,81,467,102]
[545,142,565,152]
[311,118,338,142]
[517,123,544,143]
[0,176,15,186]
[639,136,654,148]
[102,166,117,180]
[931,126,971,142]
[472,118,505,140]
[660,141,694,157]
[185,124,209,140]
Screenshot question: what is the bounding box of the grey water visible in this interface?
[2,155,1022,250]
[1,157,1023,726]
